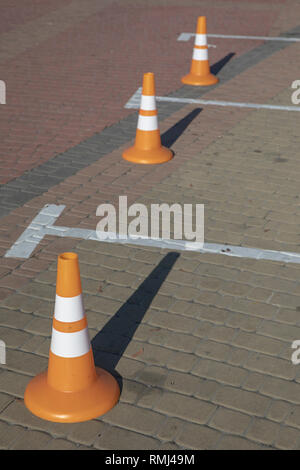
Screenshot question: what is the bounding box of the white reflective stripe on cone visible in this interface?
[54,293,84,322]
[140,95,156,111]
[192,48,208,61]
[195,34,207,46]
[137,114,158,131]
[50,327,91,358]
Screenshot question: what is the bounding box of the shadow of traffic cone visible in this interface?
[122,72,173,164]
[24,252,120,423]
[181,16,218,86]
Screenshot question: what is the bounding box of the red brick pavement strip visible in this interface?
[0,0,296,184]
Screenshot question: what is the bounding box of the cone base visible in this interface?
[122,145,173,165]
[181,72,219,86]
[24,367,120,423]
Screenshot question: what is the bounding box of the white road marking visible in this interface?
[178,32,300,42]
[5,204,300,264]
[124,87,300,112]
[178,34,216,46]
[125,87,142,109]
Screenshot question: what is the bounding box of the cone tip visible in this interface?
[142,72,156,96]
[59,252,78,261]
[56,252,82,298]
[197,16,207,33]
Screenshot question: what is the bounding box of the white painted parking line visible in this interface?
[5,204,300,264]
[178,32,300,42]
[125,87,143,109]
[178,34,217,46]
[125,87,300,112]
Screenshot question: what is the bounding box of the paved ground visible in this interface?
[0,0,300,450]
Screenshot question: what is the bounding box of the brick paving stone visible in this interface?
[10,429,52,450]
[206,325,237,344]
[246,418,281,446]
[0,275,29,290]
[230,299,278,319]
[18,282,54,301]
[155,416,185,443]
[225,311,263,332]
[120,379,157,407]
[244,353,295,381]
[5,350,48,376]
[124,341,177,369]
[101,402,165,437]
[0,399,80,437]
[21,335,49,355]
[137,386,165,411]
[158,441,182,450]
[192,359,248,387]
[155,392,217,425]
[267,400,292,424]
[166,351,198,373]
[164,370,203,397]
[2,294,52,315]
[213,386,271,417]
[285,406,300,429]
[34,270,56,285]
[275,425,300,450]
[260,377,300,405]
[94,425,160,450]
[258,321,300,343]
[162,332,200,354]
[67,420,108,446]
[0,326,31,349]
[195,340,233,362]
[113,356,146,380]
[148,311,201,335]
[175,422,221,450]
[242,371,267,393]
[135,365,168,389]
[232,331,287,356]
[44,439,80,450]
[209,407,252,436]
[216,434,270,450]
[0,393,14,413]
[275,308,300,326]
[0,371,31,398]
[0,420,28,449]
[24,317,52,336]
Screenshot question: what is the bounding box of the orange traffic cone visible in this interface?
[181,16,218,86]
[24,252,120,423]
[122,72,173,164]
